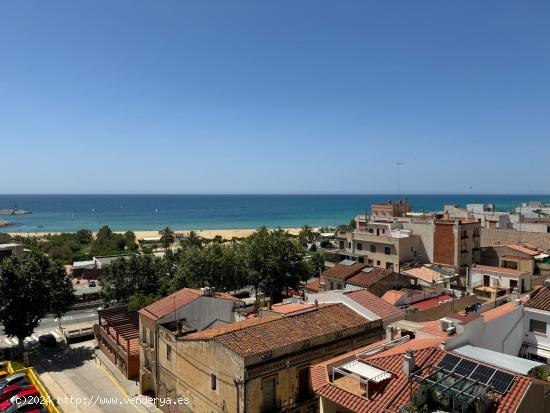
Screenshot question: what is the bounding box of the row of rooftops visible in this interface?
[312,289,550,413]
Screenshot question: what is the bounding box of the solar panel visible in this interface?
[454,359,478,377]
[488,371,514,394]
[470,365,496,384]
[437,354,461,371]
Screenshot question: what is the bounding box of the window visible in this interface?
[376,260,381,266]
[367,259,373,265]
[348,242,351,249]
[339,241,344,249]
[357,243,362,251]
[530,319,546,335]
[149,330,155,348]
[368,228,374,234]
[142,327,147,343]
[298,367,311,401]
[166,344,172,361]
[386,262,393,270]
[336,283,343,290]
[211,373,217,390]
[384,247,391,255]
[330,281,334,290]
[262,377,276,411]
[370,245,376,253]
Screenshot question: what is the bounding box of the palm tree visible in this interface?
[181,230,203,249]
[159,226,175,250]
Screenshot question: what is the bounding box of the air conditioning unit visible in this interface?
[446,326,457,336]
[544,279,550,288]
[514,298,521,307]
[439,318,455,332]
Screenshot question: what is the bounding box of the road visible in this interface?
[30,340,145,413]
[0,308,98,347]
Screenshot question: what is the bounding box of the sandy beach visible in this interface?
[9,228,303,240]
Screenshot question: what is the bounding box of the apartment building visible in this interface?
[336,220,420,272]
[336,204,482,272]
[154,303,384,413]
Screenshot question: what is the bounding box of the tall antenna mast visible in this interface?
[396,162,403,200]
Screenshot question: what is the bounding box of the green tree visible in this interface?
[99,255,162,303]
[159,227,175,250]
[0,254,74,353]
[180,231,203,249]
[298,225,315,246]
[246,227,308,303]
[308,251,327,276]
[127,293,160,311]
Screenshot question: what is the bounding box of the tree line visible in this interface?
[100,226,327,309]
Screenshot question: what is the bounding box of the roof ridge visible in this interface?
[193,303,342,340]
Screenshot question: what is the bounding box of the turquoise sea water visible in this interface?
[1,194,549,233]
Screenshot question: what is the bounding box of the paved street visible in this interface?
[30,340,144,413]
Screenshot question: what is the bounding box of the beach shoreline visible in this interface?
[8,227,304,240]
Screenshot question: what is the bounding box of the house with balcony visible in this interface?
[94,307,140,379]
[467,264,531,299]
[335,221,421,272]
[522,284,550,364]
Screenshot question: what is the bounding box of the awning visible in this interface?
[535,253,550,261]
[340,360,392,382]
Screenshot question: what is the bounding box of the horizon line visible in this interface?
[0,193,549,197]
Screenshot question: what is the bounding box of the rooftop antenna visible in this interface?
[396,162,403,200]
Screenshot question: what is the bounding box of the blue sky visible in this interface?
[0,1,549,194]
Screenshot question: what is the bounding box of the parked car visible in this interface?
[0,374,28,392]
[0,363,9,380]
[0,386,38,411]
[88,280,97,287]
[38,334,56,348]
[0,385,30,403]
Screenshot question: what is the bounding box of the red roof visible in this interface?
[312,341,534,413]
[304,278,321,292]
[344,289,405,320]
[381,290,407,305]
[506,244,540,256]
[321,262,367,281]
[410,294,453,311]
[139,288,240,321]
[472,264,528,276]
[98,307,140,356]
[182,303,373,357]
[346,268,393,288]
[268,302,315,315]
[525,286,550,311]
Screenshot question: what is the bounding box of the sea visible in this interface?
[1,194,549,234]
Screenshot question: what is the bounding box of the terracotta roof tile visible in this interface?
[182,303,372,357]
[313,341,534,413]
[138,288,240,321]
[346,268,393,288]
[268,302,315,315]
[344,289,406,320]
[473,264,529,276]
[525,286,550,311]
[381,290,407,305]
[506,244,540,256]
[321,262,367,281]
[304,278,321,292]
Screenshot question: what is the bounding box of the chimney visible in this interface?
[386,326,395,342]
[403,349,416,377]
